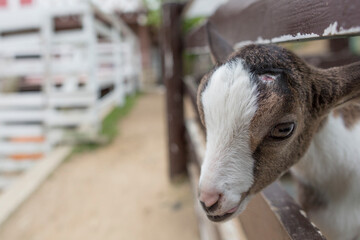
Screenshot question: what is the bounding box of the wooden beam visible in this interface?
[186,0,360,50]
[238,191,291,240]
[161,3,187,179]
[329,38,349,52]
[183,76,206,133]
[185,119,205,166]
[184,76,198,112]
[262,183,326,240]
[304,51,360,69]
[304,39,360,69]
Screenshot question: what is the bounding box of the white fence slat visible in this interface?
[94,20,112,38]
[0,94,45,108]
[0,38,41,52]
[98,91,117,118]
[51,30,88,44]
[0,11,42,32]
[97,55,115,64]
[0,1,141,160]
[0,159,34,173]
[51,62,88,74]
[0,61,45,77]
[0,44,42,57]
[0,125,43,138]
[0,146,71,226]
[0,110,44,122]
[47,111,94,126]
[48,93,94,107]
[0,142,46,155]
[97,44,115,53]
[97,71,116,87]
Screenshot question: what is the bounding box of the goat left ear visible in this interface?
[206,22,234,64]
[319,61,360,111]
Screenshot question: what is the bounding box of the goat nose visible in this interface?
[199,190,221,210]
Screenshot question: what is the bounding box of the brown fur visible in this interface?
[197,44,360,198]
[333,103,360,129]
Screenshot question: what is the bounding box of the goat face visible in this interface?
[197,24,360,222]
[197,44,310,222]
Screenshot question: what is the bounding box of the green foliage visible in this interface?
[182,17,207,75]
[183,52,198,75]
[350,36,360,54]
[183,17,205,34]
[143,0,162,27]
[67,93,140,158]
[142,0,205,30]
[146,9,161,27]
[101,93,139,141]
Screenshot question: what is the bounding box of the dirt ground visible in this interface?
[0,93,199,240]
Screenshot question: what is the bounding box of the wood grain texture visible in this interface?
[186,0,360,49]
[262,183,326,240]
[238,192,291,240]
[161,3,187,179]
[183,76,206,133]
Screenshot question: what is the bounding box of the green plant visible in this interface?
[66,93,140,159]
[101,93,140,141]
[183,17,205,34]
[143,0,162,27]
[147,9,161,27]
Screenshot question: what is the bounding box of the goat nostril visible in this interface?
[199,191,220,207]
[200,198,220,212]
[199,193,221,212]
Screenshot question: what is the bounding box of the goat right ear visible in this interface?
[315,61,360,113]
[206,22,234,64]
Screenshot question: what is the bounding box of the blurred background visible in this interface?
[0,0,185,239]
[0,0,359,239]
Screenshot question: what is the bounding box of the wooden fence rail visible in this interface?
[161,3,187,179]
[186,0,360,52]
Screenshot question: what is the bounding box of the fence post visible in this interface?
[161,3,187,180]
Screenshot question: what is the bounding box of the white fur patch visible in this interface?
[199,60,258,216]
[292,113,360,240]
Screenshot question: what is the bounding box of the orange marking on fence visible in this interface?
[11,154,43,161]
[10,137,45,143]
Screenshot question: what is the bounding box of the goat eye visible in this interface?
[270,122,295,139]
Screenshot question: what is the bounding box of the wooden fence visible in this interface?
[161,0,360,239]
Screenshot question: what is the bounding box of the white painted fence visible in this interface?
[0,0,141,188]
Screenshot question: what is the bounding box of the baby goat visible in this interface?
[197,25,360,240]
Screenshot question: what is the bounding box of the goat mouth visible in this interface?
[207,205,239,222]
[207,193,249,222]
[206,212,234,222]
